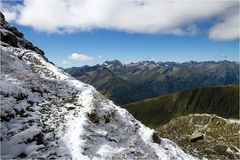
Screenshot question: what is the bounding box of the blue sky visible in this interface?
[13,23,239,67]
[2,0,239,67]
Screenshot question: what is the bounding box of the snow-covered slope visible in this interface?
[0,13,193,159]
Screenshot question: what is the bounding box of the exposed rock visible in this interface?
[87,112,99,124]
[190,131,204,142]
[66,106,75,111]
[152,132,161,144]
[0,31,19,47]
[104,114,110,123]
[17,153,27,158]
[26,132,45,145]
[0,11,44,56]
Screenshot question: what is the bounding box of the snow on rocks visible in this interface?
[1,43,194,159]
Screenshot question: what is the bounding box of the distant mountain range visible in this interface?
[65,60,239,105]
[123,85,239,128]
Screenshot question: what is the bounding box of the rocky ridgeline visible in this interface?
[157,114,240,159]
[0,11,44,55]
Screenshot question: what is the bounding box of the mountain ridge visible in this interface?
[123,85,239,127]
[65,60,239,105]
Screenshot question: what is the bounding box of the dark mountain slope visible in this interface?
[123,85,239,128]
[67,64,157,104]
[65,60,239,105]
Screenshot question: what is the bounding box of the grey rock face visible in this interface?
[0,11,44,55]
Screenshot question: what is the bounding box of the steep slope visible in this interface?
[0,13,193,159]
[124,85,239,127]
[66,63,157,104]
[157,114,240,159]
[65,60,239,105]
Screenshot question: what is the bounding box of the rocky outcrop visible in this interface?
[0,11,44,55]
[152,132,162,144]
[157,114,240,159]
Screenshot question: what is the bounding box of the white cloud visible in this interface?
[209,10,239,41]
[67,53,93,62]
[3,0,239,41]
[63,53,93,65]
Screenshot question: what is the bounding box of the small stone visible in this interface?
[67,106,75,111]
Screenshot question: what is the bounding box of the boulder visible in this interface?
[190,131,204,142]
[152,132,161,144]
[0,31,19,47]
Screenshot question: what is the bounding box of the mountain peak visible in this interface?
[1,11,5,21]
[103,60,122,65]
[0,11,44,55]
[102,60,123,69]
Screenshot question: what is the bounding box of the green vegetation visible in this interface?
[123,85,239,128]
